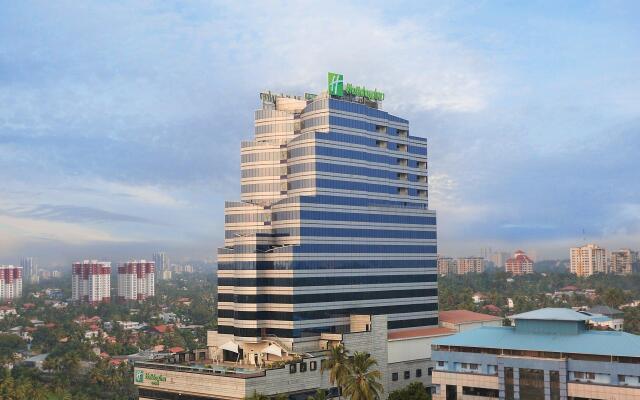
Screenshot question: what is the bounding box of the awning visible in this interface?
[220,341,239,353]
[263,343,282,357]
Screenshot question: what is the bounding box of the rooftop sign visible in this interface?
[328,72,384,101]
[135,370,167,386]
[259,91,304,104]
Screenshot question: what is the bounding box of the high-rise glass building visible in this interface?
[152,252,169,280]
[20,257,38,284]
[218,77,437,344]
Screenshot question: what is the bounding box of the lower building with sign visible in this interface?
[135,315,387,400]
[133,311,502,399]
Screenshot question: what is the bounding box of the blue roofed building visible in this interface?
[431,308,640,400]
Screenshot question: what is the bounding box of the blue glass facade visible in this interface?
[218,92,437,341]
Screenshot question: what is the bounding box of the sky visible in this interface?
[1,0,639,266]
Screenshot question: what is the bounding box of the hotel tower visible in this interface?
[217,74,438,348]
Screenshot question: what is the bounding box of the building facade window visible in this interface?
[462,387,499,398]
[505,367,514,400]
[519,368,545,400]
[550,370,560,400]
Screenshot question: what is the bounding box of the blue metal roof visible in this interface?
[433,326,640,357]
[511,308,591,321]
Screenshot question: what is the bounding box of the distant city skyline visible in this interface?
[1,2,639,264]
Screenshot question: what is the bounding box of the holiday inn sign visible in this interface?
[135,370,167,386]
[328,72,384,101]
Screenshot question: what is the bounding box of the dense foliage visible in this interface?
[388,382,432,400]
[0,361,135,400]
[439,271,640,333]
[0,270,217,399]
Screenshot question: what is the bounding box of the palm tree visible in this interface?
[341,352,383,400]
[307,389,327,400]
[245,391,270,400]
[321,344,350,394]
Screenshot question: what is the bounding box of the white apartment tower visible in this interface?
[456,257,485,274]
[71,260,111,304]
[0,265,22,302]
[117,260,155,301]
[437,256,456,276]
[570,244,607,277]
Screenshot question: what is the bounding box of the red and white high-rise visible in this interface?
[0,265,22,302]
[71,260,111,304]
[117,260,155,301]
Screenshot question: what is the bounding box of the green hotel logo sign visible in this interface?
[135,370,167,386]
[327,72,384,101]
[328,72,344,96]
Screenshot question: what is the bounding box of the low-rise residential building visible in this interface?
[472,293,487,304]
[581,305,625,330]
[0,306,17,319]
[584,313,624,331]
[431,308,640,400]
[620,300,640,309]
[23,353,49,370]
[157,312,177,324]
[117,321,146,331]
[439,310,503,332]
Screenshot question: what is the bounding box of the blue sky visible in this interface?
[1,1,639,265]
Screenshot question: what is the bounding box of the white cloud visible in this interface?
[428,173,494,222]
[232,3,492,113]
[94,180,184,208]
[0,214,118,249]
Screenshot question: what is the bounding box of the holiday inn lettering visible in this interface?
[327,72,384,101]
